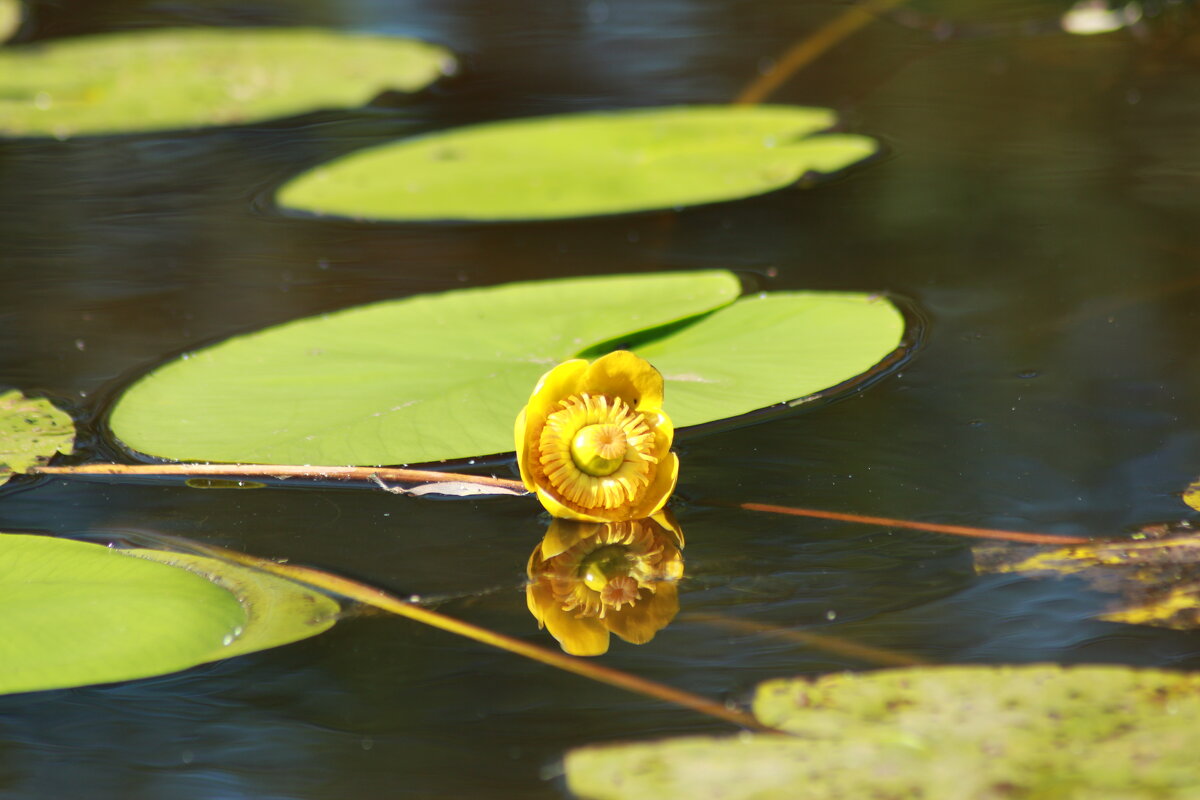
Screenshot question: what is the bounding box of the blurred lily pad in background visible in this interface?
[0,533,339,695]
[0,389,74,487]
[0,27,454,137]
[107,271,908,466]
[0,0,20,42]
[276,105,878,221]
[566,665,1200,800]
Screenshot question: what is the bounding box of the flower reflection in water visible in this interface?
[526,513,684,656]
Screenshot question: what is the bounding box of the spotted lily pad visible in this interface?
[0,27,454,137]
[0,533,340,695]
[0,389,74,486]
[106,271,909,466]
[276,105,878,221]
[566,665,1200,799]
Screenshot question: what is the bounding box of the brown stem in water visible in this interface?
[734,0,909,105]
[30,462,528,493]
[685,612,927,667]
[735,501,1092,545]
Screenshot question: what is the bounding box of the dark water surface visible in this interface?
[2,1,1200,797]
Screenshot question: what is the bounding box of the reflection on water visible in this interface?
[526,513,684,655]
[4,0,1200,798]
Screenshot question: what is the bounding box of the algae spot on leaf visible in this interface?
[976,522,1200,630]
[275,105,878,221]
[0,27,455,137]
[0,533,339,695]
[0,389,74,487]
[105,271,911,467]
[566,665,1200,800]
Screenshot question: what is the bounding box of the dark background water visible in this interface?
[2,1,1199,797]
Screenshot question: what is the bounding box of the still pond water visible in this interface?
[2,0,1199,797]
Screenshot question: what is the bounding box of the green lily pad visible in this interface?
[0,533,339,695]
[106,271,908,466]
[0,0,20,43]
[275,105,878,221]
[0,27,454,138]
[566,665,1200,800]
[0,389,74,487]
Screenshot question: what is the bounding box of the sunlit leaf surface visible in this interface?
[0,389,74,486]
[976,523,1200,629]
[107,271,908,466]
[276,105,878,221]
[0,27,454,137]
[567,665,1200,799]
[0,534,339,695]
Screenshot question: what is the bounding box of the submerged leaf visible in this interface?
[0,27,454,137]
[975,523,1200,629]
[276,105,878,221]
[107,272,909,466]
[1182,477,1200,513]
[0,389,74,486]
[0,533,338,695]
[567,665,1200,799]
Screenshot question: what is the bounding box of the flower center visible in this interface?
[579,544,631,591]
[538,393,659,510]
[570,424,627,476]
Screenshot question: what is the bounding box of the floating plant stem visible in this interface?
[734,0,909,105]
[29,463,528,495]
[735,501,1093,545]
[684,612,928,667]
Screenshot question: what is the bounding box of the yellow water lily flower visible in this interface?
[526,513,685,656]
[515,350,678,522]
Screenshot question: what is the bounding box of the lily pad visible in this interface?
[0,389,74,487]
[0,0,20,43]
[0,27,454,138]
[106,271,909,466]
[0,533,339,695]
[566,665,1200,800]
[275,105,878,221]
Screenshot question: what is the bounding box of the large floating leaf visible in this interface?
[0,389,74,487]
[106,271,907,466]
[0,27,454,137]
[0,533,339,695]
[567,665,1200,799]
[276,105,878,221]
[976,523,1200,630]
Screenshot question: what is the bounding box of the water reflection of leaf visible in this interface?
[974,522,1200,630]
[526,513,684,656]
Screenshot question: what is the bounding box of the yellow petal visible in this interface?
[541,518,606,560]
[537,596,612,656]
[631,450,679,519]
[583,351,665,414]
[605,583,680,646]
[534,485,611,522]
[517,359,589,491]
[649,508,686,550]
